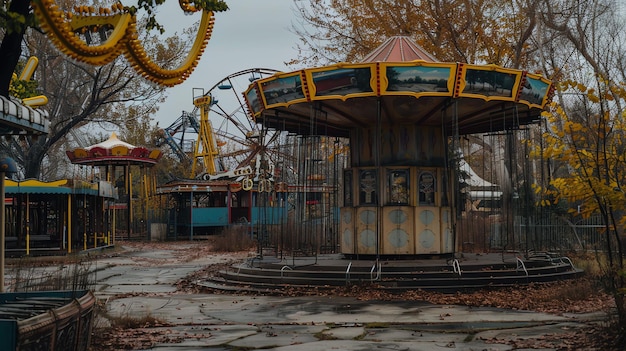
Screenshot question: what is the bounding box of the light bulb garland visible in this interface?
[31,0,214,86]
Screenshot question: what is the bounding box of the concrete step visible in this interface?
[203,260,582,293]
[197,253,583,293]
[200,267,583,294]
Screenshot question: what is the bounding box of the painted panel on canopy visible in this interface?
[380,62,456,97]
[457,64,523,102]
[244,84,262,118]
[517,73,552,109]
[306,63,376,101]
[258,71,307,109]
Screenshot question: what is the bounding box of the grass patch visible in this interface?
[7,255,95,292]
[538,276,599,302]
[463,333,476,342]
[108,313,169,329]
[354,332,367,340]
[314,330,339,340]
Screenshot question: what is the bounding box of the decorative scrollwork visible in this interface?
[242,177,253,191]
[31,0,214,86]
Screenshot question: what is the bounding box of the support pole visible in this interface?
[1,158,17,292]
[68,194,72,253]
[26,193,29,256]
[0,171,5,292]
[190,191,194,240]
[125,164,131,240]
[375,97,381,260]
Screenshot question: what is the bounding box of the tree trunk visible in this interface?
[24,137,47,179]
[0,0,31,97]
[618,293,626,346]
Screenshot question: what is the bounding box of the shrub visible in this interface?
[210,225,256,252]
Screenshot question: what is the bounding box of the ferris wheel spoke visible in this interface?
[211,104,251,137]
[214,130,253,148]
[162,68,287,178]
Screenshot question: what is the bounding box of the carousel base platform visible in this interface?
[198,252,583,294]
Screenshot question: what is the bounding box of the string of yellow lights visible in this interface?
[31,0,214,86]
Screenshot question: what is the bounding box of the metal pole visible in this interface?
[128,165,132,239]
[190,191,194,240]
[0,171,5,292]
[26,193,29,255]
[68,194,72,253]
[375,97,381,260]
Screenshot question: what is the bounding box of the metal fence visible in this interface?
[513,215,608,253]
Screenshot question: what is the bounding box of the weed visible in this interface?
[6,255,95,292]
[210,225,256,252]
[463,333,475,342]
[107,313,169,329]
[314,329,338,340]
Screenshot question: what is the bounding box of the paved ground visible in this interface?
[90,243,607,350]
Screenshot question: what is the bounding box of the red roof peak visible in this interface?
[362,36,437,63]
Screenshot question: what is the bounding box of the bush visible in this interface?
[210,225,256,252]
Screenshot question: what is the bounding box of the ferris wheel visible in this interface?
[166,68,300,182]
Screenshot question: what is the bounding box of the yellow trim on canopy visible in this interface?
[5,179,68,187]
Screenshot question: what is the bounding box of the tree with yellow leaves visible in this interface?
[291,0,540,68]
[534,75,626,341]
[532,0,626,338]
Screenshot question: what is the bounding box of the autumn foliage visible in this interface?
[531,76,626,336]
[291,0,539,68]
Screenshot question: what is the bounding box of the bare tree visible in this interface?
[0,18,202,179]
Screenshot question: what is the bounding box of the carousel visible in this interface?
[243,36,554,259]
[66,133,162,240]
[197,37,581,292]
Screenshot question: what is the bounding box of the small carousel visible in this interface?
[244,36,554,259]
[66,133,162,240]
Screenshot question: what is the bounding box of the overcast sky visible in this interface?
[154,1,301,128]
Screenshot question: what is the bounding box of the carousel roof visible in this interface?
[362,36,437,63]
[66,133,162,166]
[85,132,135,150]
[243,36,554,137]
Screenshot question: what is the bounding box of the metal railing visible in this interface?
[452,259,462,276]
[280,265,293,278]
[516,257,528,276]
[345,262,352,285]
[370,261,381,282]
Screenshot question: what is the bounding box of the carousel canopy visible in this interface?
[66,133,162,166]
[243,36,554,137]
[3,179,114,197]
